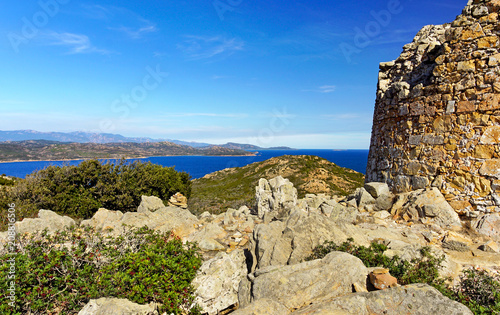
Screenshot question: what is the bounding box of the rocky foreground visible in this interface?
[3,176,499,315]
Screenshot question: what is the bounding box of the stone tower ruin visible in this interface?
[366,0,500,216]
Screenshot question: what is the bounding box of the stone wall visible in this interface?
[366,0,500,217]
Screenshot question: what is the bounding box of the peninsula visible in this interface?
[0,140,254,162]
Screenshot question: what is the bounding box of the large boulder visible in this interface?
[80,208,124,232]
[186,222,227,251]
[364,182,390,199]
[391,188,461,229]
[137,195,165,213]
[291,283,473,315]
[16,210,75,235]
[192,250,248,315]
[239,251,368,311]
[473,213,500,242]
[77,297,158,315]
[356,187,376,210]
[251,209,349,269]
[255,176,297,219]
[320,201,359,223]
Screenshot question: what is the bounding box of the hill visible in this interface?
[189,155,364,214]
[0,129,213,146]
[220,142,294,150]
[0,140,253,162]
[0,130,292,149]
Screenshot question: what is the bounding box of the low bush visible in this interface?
[0,159,191,230]
[308,238,500,315]
[451,268,500,315]
[306,238,445,287]
[0,226,202,314]
[0,177,15,186]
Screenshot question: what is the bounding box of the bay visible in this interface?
[0,149,369,179]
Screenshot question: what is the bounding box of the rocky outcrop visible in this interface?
[77,298,158,315]
[137,195,165,213]
[251,209,352,269]
[192,250,248,315]
[366,0,500,217]
[290,284,473,315]
[239,251,369,311]
[391,187,462,229]
[4,173,499,315]
[255,176,297,219]
[81,206,198,238]
[16,209,75,235]
[231,298,288,315]
[473,213,500,241]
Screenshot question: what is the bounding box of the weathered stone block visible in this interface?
[479,93,500,111]
[412,176,430,190]
[478,35,498,48]
[457,60,476,71]
[409,135,422,146]
[403,161,422,176]
[422,134,445,145]
[480,125,500,144]
[474,145,495,158]
[456,101,476,113]
[410,101,425,116]
[479,159,500,179]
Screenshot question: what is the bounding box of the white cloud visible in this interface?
[302,85,337,93]
[110,25,158,39]
[178,35,244,60]
[80,4,113,20]
[319,85,336,93]
[42,31,109,54]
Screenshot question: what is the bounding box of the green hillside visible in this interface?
[189,155,364,215]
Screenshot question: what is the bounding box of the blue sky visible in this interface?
[1,0,466,149]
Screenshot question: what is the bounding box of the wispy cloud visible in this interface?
[42,31,109,54]
[178,35,244,60]
[81,5,158,40]
[80,4,113,20]
[302,85,336,93]
[319,85,336,93]
[110,24,157,39]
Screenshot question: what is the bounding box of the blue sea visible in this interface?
[0,150,369,179]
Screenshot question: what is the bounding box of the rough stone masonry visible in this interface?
[366,0,500,217]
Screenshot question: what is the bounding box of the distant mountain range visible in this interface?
[0,130,293,150]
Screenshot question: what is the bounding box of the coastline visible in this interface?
[0,152,257,164]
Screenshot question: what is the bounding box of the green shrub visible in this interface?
[307,238,500,315]
[306,238,445,287]
[0,177,15,186]
[306,238,444,287]
[0,226,202,314]
[0,159,191,229]
[451,268,500,315]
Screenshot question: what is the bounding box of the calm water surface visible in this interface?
[0,150,369,179]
